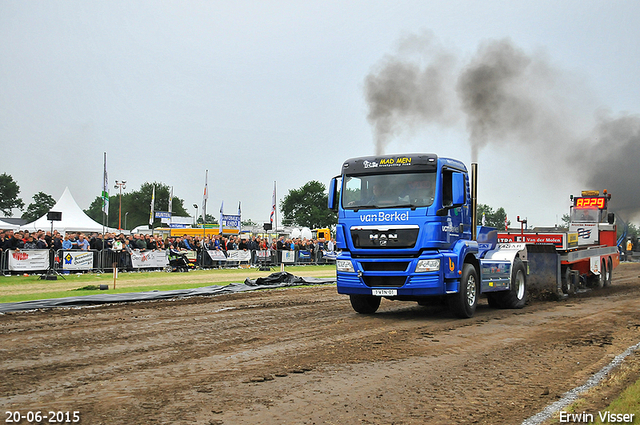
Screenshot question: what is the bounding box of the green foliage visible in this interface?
[280,180,337,229]
[477,204,510,229]
[561,213,571,228]
[196,214,218,225]
[21,192,56,223]
[0,173,24,216]
[84,182,189,230]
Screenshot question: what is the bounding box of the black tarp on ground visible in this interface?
[0,272,335,313]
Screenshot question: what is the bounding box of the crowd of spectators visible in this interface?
[1,228,336,264]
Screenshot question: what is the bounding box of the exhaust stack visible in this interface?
[471,162,478,241]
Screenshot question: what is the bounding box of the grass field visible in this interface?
[2,264,637,420]
[0,265,336,303]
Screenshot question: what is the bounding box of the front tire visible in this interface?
[448,263,479,318]
[349,294,381,314]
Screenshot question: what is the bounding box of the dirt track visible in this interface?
[1,263,640,425]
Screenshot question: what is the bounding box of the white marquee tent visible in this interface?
[0,219,20,230]
[20,187,113,234]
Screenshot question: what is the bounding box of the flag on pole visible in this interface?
[219,201,224,234]
[168,186,173,214]
[202,170,209,225]
[270,181,276,224]
[505,216,508,231]
[149,185,155,226]
[102,152,109,214]
[237,201,242,230]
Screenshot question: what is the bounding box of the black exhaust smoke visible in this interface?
[364,34,640,221]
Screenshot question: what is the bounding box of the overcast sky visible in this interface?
[2,1,639,227]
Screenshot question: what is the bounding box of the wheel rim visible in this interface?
[466,275,477,306]
[600,261,606,286]
[515,270,525,299]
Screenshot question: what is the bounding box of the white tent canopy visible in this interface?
[0,219,20,230]
[20,187,113,234]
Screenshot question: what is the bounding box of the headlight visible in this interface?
[336,259,355,273]
[415,259,440,273]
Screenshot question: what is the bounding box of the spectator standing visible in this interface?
[62,235,73,250]
[76,234,89,250]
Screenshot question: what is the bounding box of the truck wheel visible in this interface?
[448,263,478,318]
[493,258,528,309]
[349,294,381,314]
[562,268,576,296]
[605,258,613,286]
[596,259,606,289]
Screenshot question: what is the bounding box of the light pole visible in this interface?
[193,204,198,227]
[114,180,126,230]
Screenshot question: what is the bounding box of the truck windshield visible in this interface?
[570,207,604,223]
[342,172,436,210]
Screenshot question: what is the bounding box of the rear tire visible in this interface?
[595,259,606,289]
[562,267,576,296]
[448,263,479,318]
[349,294,381,314]
[492,258,528,309]
[605,258,613,287]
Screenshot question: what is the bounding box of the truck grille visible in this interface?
[361,262,410,272]
[351,227,419,249]
[363,276,407,288]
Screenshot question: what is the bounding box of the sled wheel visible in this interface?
[596,259,606,289]
[563,267,576,296]
[605,258,613,287]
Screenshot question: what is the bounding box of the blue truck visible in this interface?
[327,153,528,318]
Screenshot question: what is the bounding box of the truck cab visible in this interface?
[328,153,527,318]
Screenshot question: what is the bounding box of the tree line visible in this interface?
[9,172,593,236]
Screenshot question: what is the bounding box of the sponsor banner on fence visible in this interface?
[62,251,95,270]
[8,250,49,271]
[298,250,311,261]
[130,250,169,269]
[282,251,296,264]
[207,250,227,261]
[227,250,251,262]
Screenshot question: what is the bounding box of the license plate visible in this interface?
[372,289,397,296]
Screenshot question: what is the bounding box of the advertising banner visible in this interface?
[282,251,296,264]
[221,214,241,229]
[570,223,599,246]
[61,251,95,270]
[207,250,227,261]
[8,250,50,271]
[130,250,169,269]
[226,250,251,262]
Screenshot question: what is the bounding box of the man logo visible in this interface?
[449,258,455,272]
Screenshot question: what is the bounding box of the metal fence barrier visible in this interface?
[0,248,337,275]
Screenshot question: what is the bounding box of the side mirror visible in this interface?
[608,212,615,225]
[327,177,338,211]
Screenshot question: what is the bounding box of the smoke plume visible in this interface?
[364,32,459,155]
[365,34,640,220]
[578,112,640,218]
